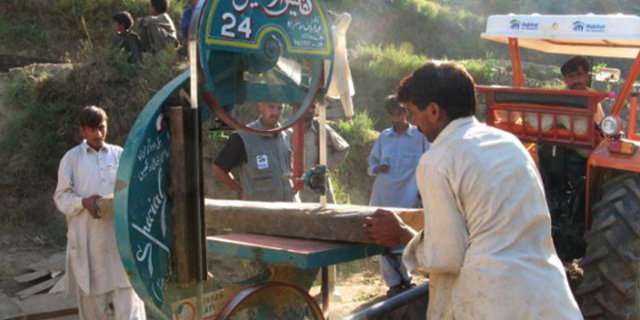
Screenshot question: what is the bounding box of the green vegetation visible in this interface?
[0,45,184,243]
[333,112,378,205]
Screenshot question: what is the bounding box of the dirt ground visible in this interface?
[311,268,427,319]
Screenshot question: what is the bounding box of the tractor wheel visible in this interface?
[577,173,640,320]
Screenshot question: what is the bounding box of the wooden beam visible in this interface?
[16,276,61,299]
[203,200,423,244]
[98,197,424,244]
[170,106,206,286]
[14,271,50,284]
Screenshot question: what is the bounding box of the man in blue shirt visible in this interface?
[180,0,198,38]
[368,95,430,296]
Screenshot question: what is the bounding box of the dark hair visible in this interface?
[151,0,169,14]
[561,56,590,76]
[112,11,134,30]
[396,62,476,120]
[79,106,108,128]
[384,95,405,114]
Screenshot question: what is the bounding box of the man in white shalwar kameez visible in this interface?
[54,106,145,320]
[363,62,582,319]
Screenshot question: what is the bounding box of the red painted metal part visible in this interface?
[612,50,640,116]
[508,38,524,87]
[215,281,325,320]
[477,86,607,148]
[628,95,640,140]
[293,120,305,191]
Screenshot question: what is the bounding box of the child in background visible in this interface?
[137,0,179,54]
[111,11,142,64]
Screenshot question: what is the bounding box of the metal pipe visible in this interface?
[187,1,206,317]
[508,38,524,87]
[343,283,429,320]
[318,98,328,207]
[612,49,640,116]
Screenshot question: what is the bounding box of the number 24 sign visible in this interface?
[204,0,330,55]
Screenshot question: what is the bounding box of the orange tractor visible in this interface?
[479,14,640,319]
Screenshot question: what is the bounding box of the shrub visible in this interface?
[333,112,378,205]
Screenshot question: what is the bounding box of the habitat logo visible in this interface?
[510,19,538,31]
[573,20,605,32]
[510,19,521,30]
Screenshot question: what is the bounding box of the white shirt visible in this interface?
[54,141,131,295]
[403,117,581,319]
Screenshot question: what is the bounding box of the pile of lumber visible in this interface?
[0,253,77,320]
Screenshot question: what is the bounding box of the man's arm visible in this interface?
[363,209,417,247]
[212,163,243,199]
[419,166,468,274]
[53,151,103,218]
[127,34,143,63]
[367,135,388,175]
[212,133,246,199]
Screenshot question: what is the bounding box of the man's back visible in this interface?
[137,13,178,53]
[414,116,580,319]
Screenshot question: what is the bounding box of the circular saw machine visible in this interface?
[114,0,335,319]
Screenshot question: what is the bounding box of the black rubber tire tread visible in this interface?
[577,173,640,320]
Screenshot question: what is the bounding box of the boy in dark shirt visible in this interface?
[111,11,143,63]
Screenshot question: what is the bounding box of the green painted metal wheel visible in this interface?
[197,0,334,133]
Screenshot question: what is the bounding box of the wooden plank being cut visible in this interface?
[15,276,61,300]
[13,271,50,284]
[97,198,424,244]
[203,200,424,244]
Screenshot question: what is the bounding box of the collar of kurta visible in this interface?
[81,140,108,154]
[432,116,477,145]
[384,124,416,137]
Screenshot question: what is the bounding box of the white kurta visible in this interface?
[403,117,582,319]
[326,12,355,119]
[54,141,132,296]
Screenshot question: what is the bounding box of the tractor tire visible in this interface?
[577,173,640,320]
